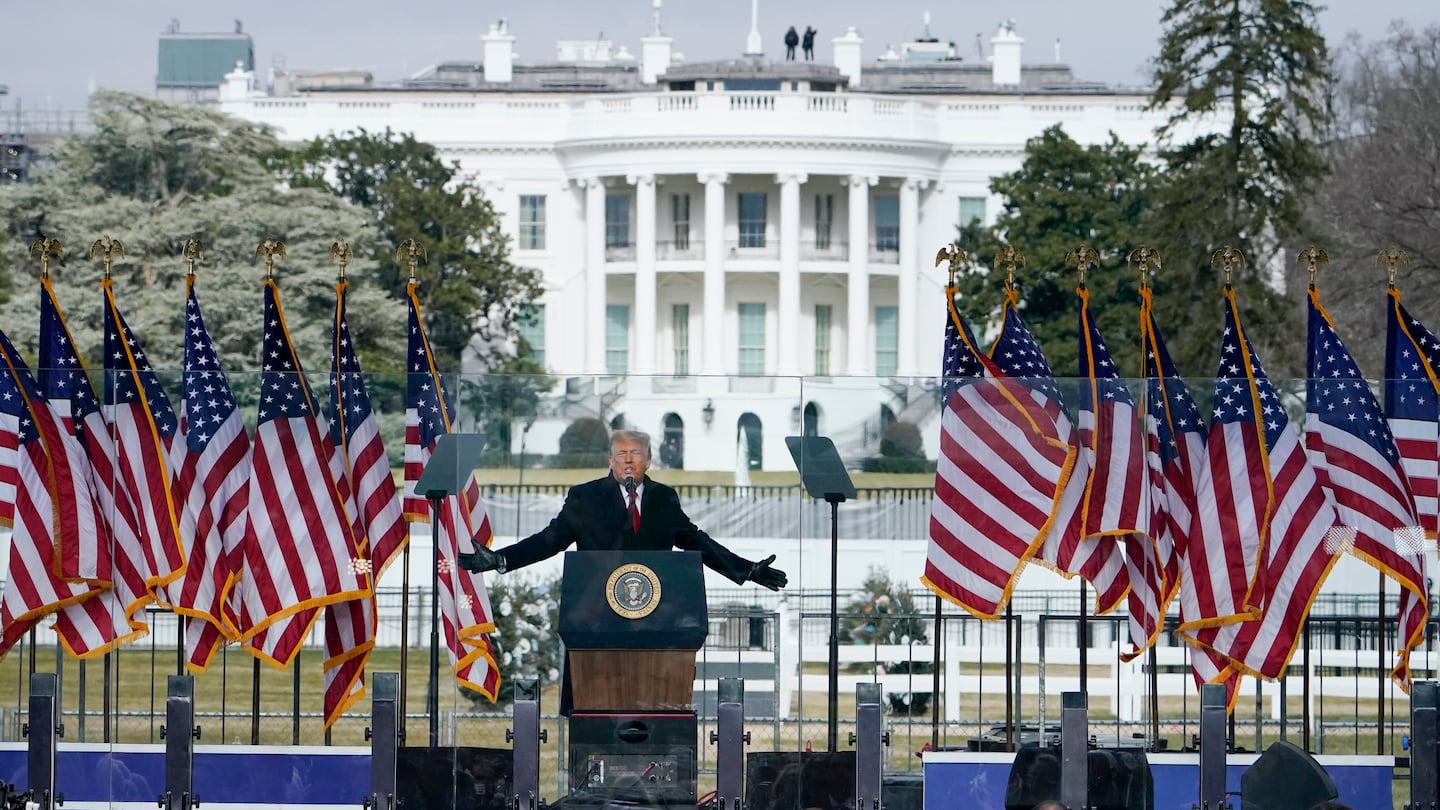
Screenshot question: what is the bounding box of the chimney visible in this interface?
[832,27,863,87]
[218,61,255,102]
[990,21,1022,86]
[641,35,673,83]
[483,19,516,83]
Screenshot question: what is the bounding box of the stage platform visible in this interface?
[0,742,1401,809]
[923,749,1395,810]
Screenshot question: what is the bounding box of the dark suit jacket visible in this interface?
[498,475,754,584]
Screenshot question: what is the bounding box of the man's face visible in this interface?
[609,438,651,484]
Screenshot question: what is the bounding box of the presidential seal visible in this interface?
[605,563,662,620]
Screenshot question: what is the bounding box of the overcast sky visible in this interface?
[2,1,1436,109]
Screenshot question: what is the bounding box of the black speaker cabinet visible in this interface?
[1240,740,1338,810]
[745,751,857,810]
[568,711,698,805]
[396,746,512,810]
[1004,745,1154,810]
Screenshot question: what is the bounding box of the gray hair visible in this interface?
[610,429,653,457]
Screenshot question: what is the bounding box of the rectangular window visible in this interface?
[875,306,898,376]
[605,193,631,248]
[814,194,834,250]
[671,193,691,251]
[517,303,545,369]
[738,192,767,248]
[518,194,546,250]
[672,304,690,376]
[958,196,986,228]
[874,196,900,252]
[738,303,766,375]
[606,304,629,375]
[814,304,832,375]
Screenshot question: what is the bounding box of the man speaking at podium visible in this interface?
[457,429,788,591]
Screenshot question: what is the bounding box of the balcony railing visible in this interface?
[724,239,780,260]
[605,243,635,261]
[656,240,703,260]
[868,242,900,263]
[802,241,848,261]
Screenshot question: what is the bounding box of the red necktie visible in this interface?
[628,489,640,535]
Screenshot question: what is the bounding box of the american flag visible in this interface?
[1074,287,1154,659]
[923,287,1067,617]
[1306,289,1427,688]
[1202,289,1338,685]
[236,280,368,668]
[168,279,250,672]
[0,326,99,658]
[404,281,500,699]
[39,280,152,657]
[990,292,1127,615]
[322,279,405,728]
[1384,287,1440,539]
[1139,289,1221,685]
[102,280,186,600]
[36,279,107,584]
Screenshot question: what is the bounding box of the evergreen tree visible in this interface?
[1146,0,1333,376]
[0,91,400,382]
[954,125,1158,376]
[272,129,544,370]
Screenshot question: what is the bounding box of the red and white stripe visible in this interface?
[1207,426,1338,680]
[925,376,1074,618]
[238,415,367,666]
[1389,420,1438,537]
[170,405,250,671]
[1036,449,1130,616]
[1078,404,1146,540]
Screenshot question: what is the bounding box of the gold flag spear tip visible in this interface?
[1298,246,1329,291]
[90,236,125,281]
[329,241,351,281]
[996,243,1025,292]
[183,239,205,279]
[1065,244,1099,289]
[1128,246,1161,290]
[934,243,967,288]
[255,239,287,280]
[396,238,426,284]
[29,236,63,281]
[1210,244,1246,289]
[1376,248,1409,290]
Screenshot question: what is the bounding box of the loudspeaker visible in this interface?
[1004,745,1154,810]
[396,746,512,810]
[745,751,856,810]
[568,711,698,805]
[1240,741,1338,810]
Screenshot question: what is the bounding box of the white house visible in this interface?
[216,16,1213,472]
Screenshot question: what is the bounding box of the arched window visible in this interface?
[737,412,763,470]
[660,413,685,469]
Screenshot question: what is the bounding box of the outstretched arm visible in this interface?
[664,488,787,589]
[459,486,584,573]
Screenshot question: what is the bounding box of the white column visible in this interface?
[847,175,875,376]
[632,173,658,375]
[897,178,922,377]
[700,172,728,374]
[584,177,607,375]
[777,173,805,376]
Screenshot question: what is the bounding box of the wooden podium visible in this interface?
[560,551,708,804]
[558,550,710,711]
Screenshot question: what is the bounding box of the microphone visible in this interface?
[623,475,637,494]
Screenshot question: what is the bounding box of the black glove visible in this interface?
[748,554,787,591]
[456,544,505,573]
